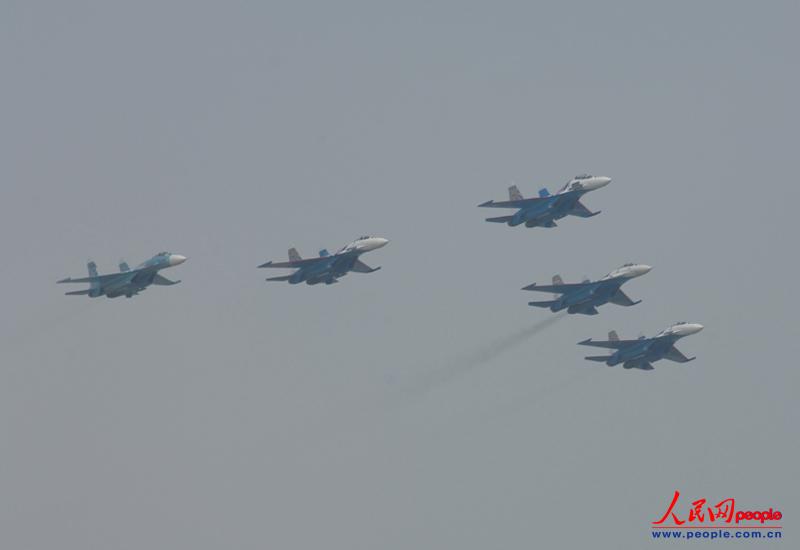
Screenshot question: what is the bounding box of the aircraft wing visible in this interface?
[258,257,330,269]
[609,289,641,306]
[663,345,695,363]
[522,281,590,293]
[478,197,546,209]
[57,272,130,284]
[351,259,380,273]
[152,274,180,285]
[578,338,643,349]
[566,199,600,218]
[626,360,654,370]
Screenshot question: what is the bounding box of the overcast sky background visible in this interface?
[1,1,798,548]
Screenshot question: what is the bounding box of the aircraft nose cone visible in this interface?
[376,238,389,248]
[691,323,704,333]
[583,176,611,191]
[170,254,187,266]
[638,264,653,275]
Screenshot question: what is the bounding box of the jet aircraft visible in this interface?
[478,174,611,228]
[258,236,389,285]
[57,252,187,298]
[523,263,652,315]
[578,322,704,370]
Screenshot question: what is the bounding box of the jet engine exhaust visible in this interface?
[400,313,566,399]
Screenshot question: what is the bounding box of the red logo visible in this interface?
[653,490,783,527]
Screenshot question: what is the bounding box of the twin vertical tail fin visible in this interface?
[119,260,131,272]
[508,185,523,202]
[609,330,620,342]
[87,261,101,294]
[538,188,550,198]
[288,248,302,262]
[551,274,564,299]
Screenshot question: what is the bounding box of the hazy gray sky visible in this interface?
[2,1,798,548]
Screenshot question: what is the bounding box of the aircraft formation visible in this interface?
[478,173,702,370]
[57,174,701,371]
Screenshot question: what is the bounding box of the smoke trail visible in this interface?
[398,313,566,399]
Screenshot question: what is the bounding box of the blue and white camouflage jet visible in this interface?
[258,236,389,285]
[578,322,704,371]
[57,252,187,298]
[523,263,652,315]
[478,174,611,228]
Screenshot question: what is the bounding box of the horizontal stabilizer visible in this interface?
[485,215,514,223]
[266,275,292,282]
[585,355,610,362]
[64,289,91,296]
[528,300,557,308]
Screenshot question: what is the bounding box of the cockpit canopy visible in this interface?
[357,235,372,240]
[156,251,172,257]
[574,174,592,180]
[621,262,636,267]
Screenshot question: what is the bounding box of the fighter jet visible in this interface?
[523,263,652,315]
[478,174,611,228]
[57,252,187,298]
[258,236,389,285]
[578,322,704,370]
